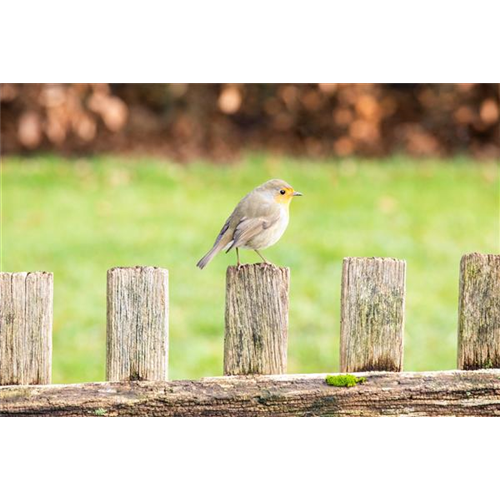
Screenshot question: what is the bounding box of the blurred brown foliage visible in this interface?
[1,83,499,160]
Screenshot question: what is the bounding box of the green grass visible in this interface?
[1,154,498,383]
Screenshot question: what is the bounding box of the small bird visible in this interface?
[197,179,302,269]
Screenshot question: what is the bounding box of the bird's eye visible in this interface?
[279,189,286,195]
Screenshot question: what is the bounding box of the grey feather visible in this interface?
[226,214,279,252]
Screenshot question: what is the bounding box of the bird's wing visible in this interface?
[226,214,279,252]
[213,215,232,246]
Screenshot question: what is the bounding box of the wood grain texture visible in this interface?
[1,370,500,416]
[458,253,500,370]
[224,263,289,375]
[340,257,406,372]
[107,267,168,382]
[0,272,53,385]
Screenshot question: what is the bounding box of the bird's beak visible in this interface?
[292,191,303,196]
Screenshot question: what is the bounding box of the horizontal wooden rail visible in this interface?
[1,370,500,417]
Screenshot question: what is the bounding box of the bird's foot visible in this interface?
[254,249,270,264]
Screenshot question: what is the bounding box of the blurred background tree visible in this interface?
[1,83,498,159]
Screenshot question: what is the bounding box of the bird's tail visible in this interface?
[196,243,223,270]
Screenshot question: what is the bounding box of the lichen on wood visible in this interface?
[458,253,500,370]
[325,374,366,387]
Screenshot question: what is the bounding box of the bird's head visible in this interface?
[259,179,303,206]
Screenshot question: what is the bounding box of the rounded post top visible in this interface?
[227,262,290,271]
[0,271,53,277]
[343,257,406,265]
[107,266,169,275]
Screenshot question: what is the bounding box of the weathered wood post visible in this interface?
[107,267,169,381]
[458,253,500,370]
[340,257,406,372]
[224,263,289,375]
[0,272,53,385]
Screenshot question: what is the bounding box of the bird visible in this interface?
[197,179,302,269]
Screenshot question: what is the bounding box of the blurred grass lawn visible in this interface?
[2,154,499,383]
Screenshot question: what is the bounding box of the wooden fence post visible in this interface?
[458,253,500,370]
[224,263,289,375]
[0,272,53,385]
[340,257,406,372]
[107,267,169,381]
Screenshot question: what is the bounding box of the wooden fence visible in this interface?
[1,252,499,416]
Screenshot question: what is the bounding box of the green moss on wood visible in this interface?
[325,374,366,387]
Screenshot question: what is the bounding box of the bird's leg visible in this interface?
[254,249,270,264]
[236,248,241,269]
